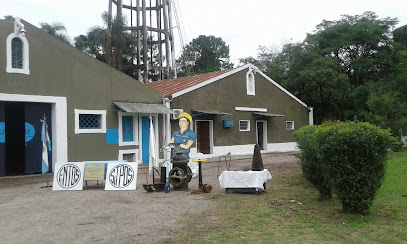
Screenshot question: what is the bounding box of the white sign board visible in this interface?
[105,162,138,190]
[52,162,85,191]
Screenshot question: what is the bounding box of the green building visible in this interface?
[0,17,172,176]
[147,64,314,158]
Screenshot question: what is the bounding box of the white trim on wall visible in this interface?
[74,109,106,134]
[246,69,255,96]
[172,64,251,98]
[118,112,139,146]
[194,120,214,154]
[0,93,68,171]
[189,142,298,159]
[286,121,295,130]
[6,18,30,75]
[256,120,268,150]
[235,107,267,112]
[170,63,308,109]
[256,69,308,108]
[239,120,250,132]
[118,149,139,163]
[6,33,30,75]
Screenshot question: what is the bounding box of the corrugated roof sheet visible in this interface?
[191,110,232,116]
[113,102,175,114]
[252,112,285,118]
[145,69,232,96]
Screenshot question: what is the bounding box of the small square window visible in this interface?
[239,120,250,131]
[75,109,106,134]
[123,153,135,162]
[119,149,139,163]
[286,121,294,130]
[79,114,101,129]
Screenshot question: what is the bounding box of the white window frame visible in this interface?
[119,149,139,163]
[246,67,255,96]
[239,120,250,132]
[118,112,139,146]
[6,18,30,75]
[256,120,268,150]
[74,109,106,134]
[286,121,295,130]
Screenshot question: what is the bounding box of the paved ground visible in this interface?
[0,152,300,243]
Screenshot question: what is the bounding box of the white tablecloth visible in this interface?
[219,169,272,190]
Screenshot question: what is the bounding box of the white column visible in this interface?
[163,98,172,160]
[308,107,314,125]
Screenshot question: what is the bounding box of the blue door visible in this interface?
[141,116,150,164]
[0,102,5,176]
[25,103,52,174]
[0,102,51,175]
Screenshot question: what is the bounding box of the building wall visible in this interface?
[170,68,309,148]
[0,19,163,162]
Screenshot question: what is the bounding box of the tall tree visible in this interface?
[177,35,233,76]
[75,12,160,81]
[267,12,401,123]
[239,45,280,71]
[39,22,70,43]
[393,25,407,50]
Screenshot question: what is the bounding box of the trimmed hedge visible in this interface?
[294,125,332,199]
[295,122,395,214]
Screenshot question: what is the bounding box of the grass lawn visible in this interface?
[168,151,407,243]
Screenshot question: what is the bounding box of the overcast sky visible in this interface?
[2,0,407,65]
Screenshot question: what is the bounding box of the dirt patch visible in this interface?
[0,152,300,243]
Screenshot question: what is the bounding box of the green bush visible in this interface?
[294,125,332,199]
[316,122,395,214]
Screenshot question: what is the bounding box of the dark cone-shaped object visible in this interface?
[251,144,264,171]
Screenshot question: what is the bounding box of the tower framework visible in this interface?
[108,0,177,82]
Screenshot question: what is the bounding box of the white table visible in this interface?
[219,169,272,193]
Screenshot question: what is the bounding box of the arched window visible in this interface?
[11,38,23,69]
[6,17,30,75]
[246,68,255,96]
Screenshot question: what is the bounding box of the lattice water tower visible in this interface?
[108,0,177,82]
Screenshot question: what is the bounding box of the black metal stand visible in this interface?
[198,161,203,188]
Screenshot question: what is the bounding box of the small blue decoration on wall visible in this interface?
[25,122,35,142]
[0,122,5,143]
[106,129,119,144]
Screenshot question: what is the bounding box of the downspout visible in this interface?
[163,96,172,160]
[308,107,314,125]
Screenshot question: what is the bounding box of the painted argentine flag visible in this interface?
[41,116,51,174]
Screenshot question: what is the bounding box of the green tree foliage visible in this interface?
[75,12,134,77]
[362,89,407,150]
[177,35,233,76]
[74,12,159,81]
[39,22,70,43]
[294,125,332,200]
[239,45,279,71]
[393,25,407,50]
[260,12,405,127]
[3,15,14,20]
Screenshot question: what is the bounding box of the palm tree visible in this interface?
[39,22,70,43]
